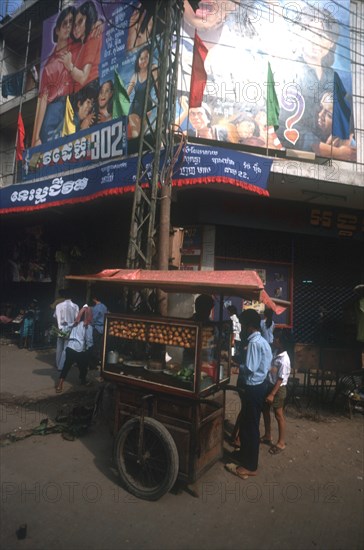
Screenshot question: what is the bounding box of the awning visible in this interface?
[66,269,288,315]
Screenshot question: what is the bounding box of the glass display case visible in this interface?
[102,314,231,396]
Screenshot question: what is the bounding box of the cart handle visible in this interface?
[197,398,222,411]
[197,384,246,410]
[222,384,246,400]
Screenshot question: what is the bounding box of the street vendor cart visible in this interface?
[67,269,287,500]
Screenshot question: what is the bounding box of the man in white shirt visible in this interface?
[54,291,79,371]
[56,306,93,393]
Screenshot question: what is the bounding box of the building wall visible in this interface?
[1,0,363,190]
[214,224,362,345]
[0,1,363,336]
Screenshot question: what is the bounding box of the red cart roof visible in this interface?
[67,269,288,314]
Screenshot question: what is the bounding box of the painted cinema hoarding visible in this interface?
[177,0,356,162]
[24,0,159,181]
[22,0,356,184]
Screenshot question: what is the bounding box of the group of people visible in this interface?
[52,291,108,393]
[226,305,292,480]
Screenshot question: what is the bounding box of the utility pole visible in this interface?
[126,0,184,314]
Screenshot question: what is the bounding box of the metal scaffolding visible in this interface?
[126,0,184,272]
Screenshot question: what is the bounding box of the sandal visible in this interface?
[260,437,273,446]
[55,386,63,393]
[225,463,249,480]
[269,445,285,455]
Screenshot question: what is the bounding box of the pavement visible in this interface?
[1,338,363,550]
[0,338,102,437]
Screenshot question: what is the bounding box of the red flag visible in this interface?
[189,31,208,108]
[16,113,25,161]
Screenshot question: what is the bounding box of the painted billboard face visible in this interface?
[189,106,210,130]
[73,12,87,41]
[98,82,113,109]
[78,97,93,121]
[300,18,336,66]
[138,49,149,71]
[317,93,333,140]
[236,120,255,140]
[183,0,235,32]
[55,12,73,42]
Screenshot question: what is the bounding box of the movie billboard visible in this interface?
[177,0,356,162]
[22,0,356,184]
[24,0,158,181]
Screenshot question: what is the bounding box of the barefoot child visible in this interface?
[262,328,291,454]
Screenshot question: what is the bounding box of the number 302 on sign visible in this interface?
[90,120,127,161]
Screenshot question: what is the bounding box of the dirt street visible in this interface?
[0,343,363,550]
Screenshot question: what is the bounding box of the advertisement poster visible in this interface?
[177,0,356,162]
[20,0,356,185]
[23,0,158,179]
[215,258,292,326]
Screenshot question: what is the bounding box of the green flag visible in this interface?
[267,62,279,130]
[113,70,130,118]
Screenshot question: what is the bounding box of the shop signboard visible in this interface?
[1,146,272,214]
[23,118,127,181]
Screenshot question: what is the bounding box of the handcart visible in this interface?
[67,269,287,500]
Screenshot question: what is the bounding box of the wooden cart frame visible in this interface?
[67,269,287,500]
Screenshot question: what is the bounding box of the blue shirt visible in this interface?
[238,331,272,386]
[92,302,108,334]
[260,319,275,344]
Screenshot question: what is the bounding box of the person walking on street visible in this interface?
[54,290,79,371]
[56,306,93,393]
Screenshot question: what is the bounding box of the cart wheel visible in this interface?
[115,417,179,501]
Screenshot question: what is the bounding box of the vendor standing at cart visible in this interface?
[191,294,216,365]
[226,308,272,479]
[91,294,108,368]
[191,294,214,323]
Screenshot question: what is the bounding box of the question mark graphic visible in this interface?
[281,83,305,145]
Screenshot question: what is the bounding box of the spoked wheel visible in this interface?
[114,417,179,501]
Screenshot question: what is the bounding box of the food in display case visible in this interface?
[103,314,230,395]
[107,319,196,347]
